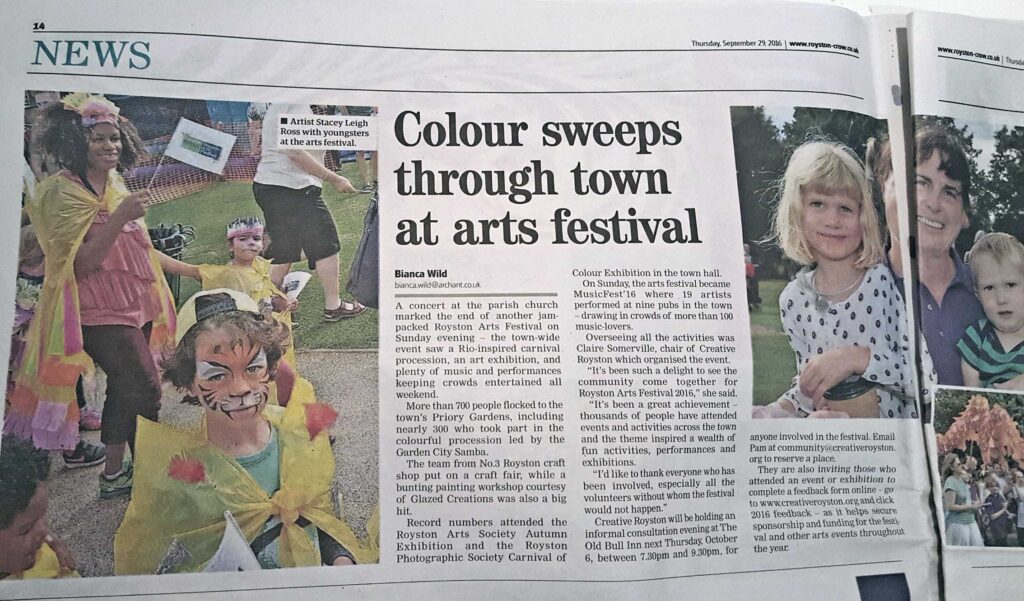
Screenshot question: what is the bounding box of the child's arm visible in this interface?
[47,535,76,573]
[156,251,201,281]
[776,283,814,415]
[961,360,981,388]
[270,294,298,313]
[799,346,870,404]
[851,268,912,398]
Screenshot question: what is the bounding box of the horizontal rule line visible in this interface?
[937,99,1024,115]
[24,73,864,99]
[395,293,558,298]
[33,30,860,58]
[7,560,902,600]
[937,54,1023,72]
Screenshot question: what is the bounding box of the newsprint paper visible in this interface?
[0,1,1021,600]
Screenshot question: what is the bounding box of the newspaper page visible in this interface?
[0,1,937,600]
[906,10,1024,599]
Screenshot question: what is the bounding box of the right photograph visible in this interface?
[934,387,1024,548]
[910,115,1024,394]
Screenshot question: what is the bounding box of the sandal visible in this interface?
[323,301,366,322]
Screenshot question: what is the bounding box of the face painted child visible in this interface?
[162,289,290,455]
[191,328,272,424]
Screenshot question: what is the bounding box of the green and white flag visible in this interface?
[164,118,237,174]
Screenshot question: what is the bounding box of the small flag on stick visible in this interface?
[164,118,237,175]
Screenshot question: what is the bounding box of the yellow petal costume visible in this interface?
[4,172,175,450]
[114,390,377,574]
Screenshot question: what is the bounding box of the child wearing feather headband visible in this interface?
[163,216,300,401]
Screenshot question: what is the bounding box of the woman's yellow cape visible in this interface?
[114,385,378,574]
[4,172,175,450]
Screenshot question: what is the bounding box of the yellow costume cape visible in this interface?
[4,172,175,450]
[114,387,377,574]
[197,258,296,368]
[8,543,80,580]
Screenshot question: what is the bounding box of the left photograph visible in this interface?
[3,91,380,577]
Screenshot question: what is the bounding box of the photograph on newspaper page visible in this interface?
[1,1,947,599]
[907,116,1024,393]
[733,106,917,419]
[934,386,1024,548]
[5,91,379,577]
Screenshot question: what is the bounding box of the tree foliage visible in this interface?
[730,106,784,276]
[974,125,1024,243]
[731,106,887,277]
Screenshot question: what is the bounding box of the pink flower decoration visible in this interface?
[305,403,339,440]
[61,93,120,126]
[167,455,206,484]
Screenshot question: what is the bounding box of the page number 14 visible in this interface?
[33,22,46,30]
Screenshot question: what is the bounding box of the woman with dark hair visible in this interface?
[4,93,178,498]
[941,454,984,546]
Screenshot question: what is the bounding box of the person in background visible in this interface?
[981,474,1012,546]
[0,436,77,579]
[7,225,105,468]
[339,106,377,192]
[941,454,984,546]
[891,127,983,386]
[1012,470,1024,546]
[252,103,365,322]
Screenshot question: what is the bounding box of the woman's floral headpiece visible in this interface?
[61,92,120,127]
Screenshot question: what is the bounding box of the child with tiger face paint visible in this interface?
[115,288,370,573]
[162,290,286,456]
[194,336,270,422]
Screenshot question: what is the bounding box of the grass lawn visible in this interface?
[750,279,797,405]
[146,161,378,350]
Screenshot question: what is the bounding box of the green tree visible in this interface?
[782,107,887,160]
[978,125,1024,242]
[933,388,974,434]
[730,106,784,276]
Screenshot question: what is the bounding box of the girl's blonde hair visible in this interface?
[18,225,44,269]
[771,141,884,267]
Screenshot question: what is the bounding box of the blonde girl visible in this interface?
[770,141,914,418]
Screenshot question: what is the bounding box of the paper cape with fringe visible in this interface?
[4,172,176,450]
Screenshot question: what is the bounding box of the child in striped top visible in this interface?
[958,232,1024,389]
